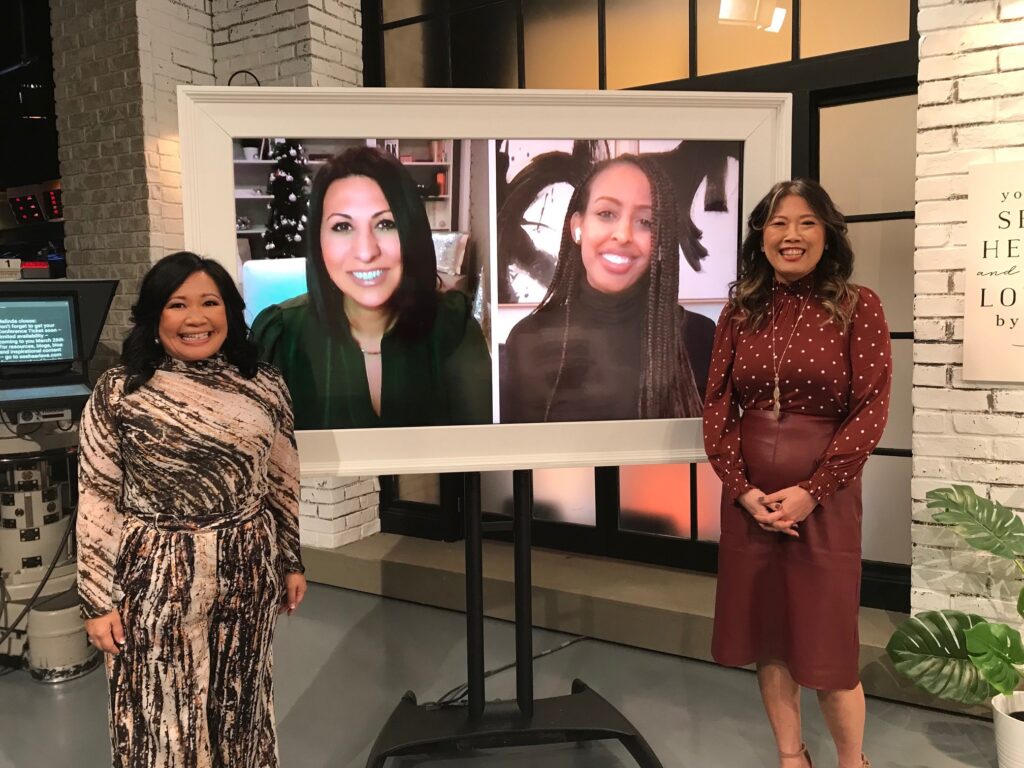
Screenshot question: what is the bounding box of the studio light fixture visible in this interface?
[719,0,788,32]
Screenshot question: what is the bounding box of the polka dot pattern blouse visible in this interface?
[702,278,892,504]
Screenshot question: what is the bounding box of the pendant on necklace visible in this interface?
[772,375,781,420]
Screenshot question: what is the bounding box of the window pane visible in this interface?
[861,454,911,565]
[451,4,518,88]
[606,0,688,89]
[696,0,792,76]
[819,95,917,216]
[481,468,596,526]
[384,19,449,86]
[696,462,722,542]
[878,338,912,452]
[523,0,598,89]
[848,219,914,333]
[801,0,910,59]
[619,463,691,538]
[382,0,447,24]
[395,474,440,504]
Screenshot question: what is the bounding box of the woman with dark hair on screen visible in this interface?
[703,180,891,768]
[77,251,305,768]
[501,154,715,423]
[252,146,492,429]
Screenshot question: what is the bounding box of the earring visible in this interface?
[153,336,160,345]
[574,227,581,243]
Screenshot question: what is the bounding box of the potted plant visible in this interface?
[887,485,1024,766]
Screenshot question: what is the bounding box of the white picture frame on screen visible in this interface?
[177,86,792,477]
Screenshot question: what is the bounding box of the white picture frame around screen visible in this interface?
[177,86,791,477]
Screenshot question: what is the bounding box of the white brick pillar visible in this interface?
[209,0,374,549]
[51,0,378,548]
[212,0,362,86]
[912,0,1024,619]
[299,477,381,549]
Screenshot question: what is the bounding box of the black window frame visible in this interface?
[368,0,919,613]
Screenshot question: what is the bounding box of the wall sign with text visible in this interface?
[966,161,1024,382]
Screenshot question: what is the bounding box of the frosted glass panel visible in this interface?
[523,0,598,89]
[801,0,910,59]
[878,338,911,452]
[696,0,791,76]
[382,0,445,23]
[606,0,689,89]
[848,219,914,334]
[696,461,722,542]
[396,474,440,504]
[384,19,447,87]
[819,95,917,215]
[480,468,596,526]
[619,463,691,538]
[861,455,911,565]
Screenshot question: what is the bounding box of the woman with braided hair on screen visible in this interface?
[501,154,715,423]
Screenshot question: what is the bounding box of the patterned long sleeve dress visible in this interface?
[76,354,303,768]
[702,278,891,690]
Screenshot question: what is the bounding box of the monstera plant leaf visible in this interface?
[966,622,1024,696]
[926,485,1024,560]
[886,610,998,705]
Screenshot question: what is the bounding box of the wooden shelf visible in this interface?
[233,138,456,260]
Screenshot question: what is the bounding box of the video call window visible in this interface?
[236,136,741,431]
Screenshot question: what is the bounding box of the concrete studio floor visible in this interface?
[0,584,996,768]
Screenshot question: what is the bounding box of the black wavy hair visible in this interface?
[729,178,858,332]
[121,251,259,392]
[306,146,440,341]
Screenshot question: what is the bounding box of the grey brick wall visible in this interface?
[51,0,151,370]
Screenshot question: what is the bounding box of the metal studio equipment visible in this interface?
[0,279,116,681]
[366,471,664,768]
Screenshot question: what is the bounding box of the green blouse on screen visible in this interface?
[252,291,493,429]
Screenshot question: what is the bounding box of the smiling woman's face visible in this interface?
[761,194,825,284]
[571,162,653,294]
[157,271,227,361]
[320,175,403,311]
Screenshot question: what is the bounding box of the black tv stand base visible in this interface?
[366,679,663,767]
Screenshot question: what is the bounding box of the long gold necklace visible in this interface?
[770,281,812,420]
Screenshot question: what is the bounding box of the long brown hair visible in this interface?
[728,178,858,332]
[533,155,704,420]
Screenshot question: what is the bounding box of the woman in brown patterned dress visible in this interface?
[77,251,307,768]
[703,180,891,768]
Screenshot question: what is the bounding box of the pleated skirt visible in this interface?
[712,408,863,691]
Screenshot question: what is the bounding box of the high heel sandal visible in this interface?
[778,743,812,767]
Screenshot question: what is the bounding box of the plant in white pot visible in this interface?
[887,485,1024,767]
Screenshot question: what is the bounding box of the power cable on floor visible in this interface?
[431,634,588,708]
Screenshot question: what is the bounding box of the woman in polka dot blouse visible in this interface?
[702,179,891,768]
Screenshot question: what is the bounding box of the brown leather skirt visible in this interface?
[712,408,863,691]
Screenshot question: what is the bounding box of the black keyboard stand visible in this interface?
[364,470,666,767]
